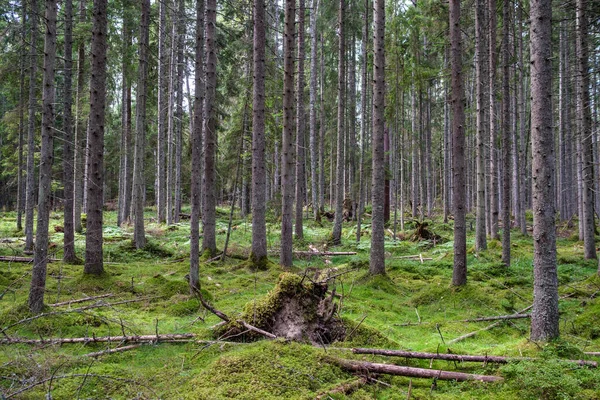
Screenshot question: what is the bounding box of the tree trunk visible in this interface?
[190,0,205,293]
[295,0,306,240]
[516,4,527,235]
[251,0,267,264]
[500,0,510,266]
[118,0,132,226]
[73,0,87,234]
[356,0,368,241]
[450,0,466,286]
[319,34,325,214]
[17,2,27,232]
[62,0,76,263]
[475,0,488,251]
[576,0,596,260]
[309,0,320,223]
[488,0,498,240]
[331,0,346,245]
[174,0,185,224]
[132,0,150,249]
[280,0,295,267]
[156,0,168,224]
[530,0,559,341]
[369,0,385,275]
[29,0,57,313]
[24,0,39,252]
[202,0,218,255]
[84,0,108,275]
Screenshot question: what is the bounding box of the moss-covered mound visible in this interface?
[218,272,345,343]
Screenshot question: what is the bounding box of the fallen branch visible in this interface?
[84,344,141,358]
[316,377,368,399]
[447,321,502,344]
[463,313,531,323]
[0,333,195,345]
[0,256,60,263]
[585,352,600,356]
[1,296,161,334]
[193,288,230,322]
[390,254,433,261]
[48,293,115,307]
[351,348,597,367]
[240,321,277,339]
[329,358,503,382]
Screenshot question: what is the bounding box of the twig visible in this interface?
[346,314,367,340]
[76,358,95,399]
[84,344,141,358]
[193,287,230,322]
[463,313,530,322]
[48,293,115,307]
[239,321,277,339]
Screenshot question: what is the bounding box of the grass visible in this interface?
[1,209,600,399]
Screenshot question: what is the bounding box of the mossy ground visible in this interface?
[1,209,600,399]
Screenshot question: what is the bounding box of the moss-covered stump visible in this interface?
[218,273,345,344]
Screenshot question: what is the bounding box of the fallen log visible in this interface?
[585,352,600,356]
[463,313,531,323]
[351,348,598,367]
[0,333,195,345]
[84,344,141,357]
[330,358,503,382]
[240,321,277,339]
[448,321,502,344]
[48,293,115,307]
[292,251,358,257]
[0,256,60,263]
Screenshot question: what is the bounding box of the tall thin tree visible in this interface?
[295,0,306,240]
[29,0,57,313]
[450,0,467,286]
[202,0,218,255]
[369,0,385,275]
[308,0,320,224]
[530,0,559,341]
[280,0,295,267]
[63,0,76,263]
[251,0,268,265]
[84,0,108,274]
[331,0,346,245]
[500,0,511,266]
[190,0,205,292]
[132,0,150,249]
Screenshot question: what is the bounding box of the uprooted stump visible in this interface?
[410,221,442,243]
[216,273,345,344]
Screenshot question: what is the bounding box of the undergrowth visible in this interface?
[1,209,599,399]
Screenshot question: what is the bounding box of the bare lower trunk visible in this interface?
[190,0,204,292]
[501,0,510,266]
[331,0,346,245]
[174,0,185,224]
[24,0,39,252]
[488,0,498,240]
[29,0,57,313]
[450,0,466,286]
[73,0,86,234]
[132,0,150,249]
[530,0,559,341]
[157,0,168,224]
[369,0,385,275]
[280,0,295,267]
[475,0,488,251]
[62,0,76,263]
[356,0,368,241]
[309,0,320,222]
[84,0,108,275]
[201,0,218,255]
[295,0,306,240]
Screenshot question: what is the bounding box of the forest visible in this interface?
[1,0,600,397]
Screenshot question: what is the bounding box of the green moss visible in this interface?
[236,254,278,271]
[146,274,189,298]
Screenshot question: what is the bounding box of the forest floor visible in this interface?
[1,208,600,399]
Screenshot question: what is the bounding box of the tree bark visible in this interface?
[530,0,559,341]
[309,0,320,223]
[251,0,267,263]
[17,2,27,232]
[475,0,488,251]
[156,0,169,224]
[174,0,185,224]
[576,0,596,260]
[62,0,76,263]
[84,0,108,275]
[356,0,368,242]
[132,0,150,249]
[450,0,467,286]
[24,0,39,252]
[73,0,87,234]
[202,0,218,255]
[295,0,306,240]
[280,0,295,267]
[369,0,385,275]
[500,0,510,266]
[29,0,57,313]
[488,0,498,240]
[331,0,346,245]
[190,0,205,292]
